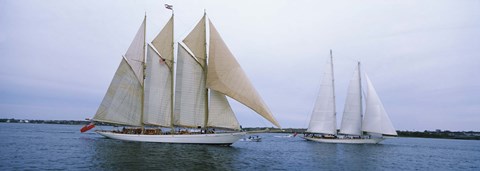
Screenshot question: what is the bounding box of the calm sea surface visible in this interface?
[0,123,479,170]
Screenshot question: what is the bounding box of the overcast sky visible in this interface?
[1,0,479,131]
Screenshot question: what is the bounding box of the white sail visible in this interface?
[124,18,146,85]
[92,14,276,145]
[339,63,362,135]
[183,15,206,67]
[206,21,280,128]
[93,19,146,126]
[94,58,143,126]
[362,74,397,136]
[208,90,240,130]
[174,43,206,128]
[143,45,172,126]
[151,16,174,68]
[307,54,336,134]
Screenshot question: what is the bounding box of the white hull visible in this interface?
[303,136,384,144]
[96,131,246,145]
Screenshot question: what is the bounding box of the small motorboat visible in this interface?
[240,135,262,142]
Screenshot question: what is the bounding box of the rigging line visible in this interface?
[128,58,145,63]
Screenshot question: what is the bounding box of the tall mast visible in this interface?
[203,11,209,129]
[170,11,175,133]
[330,49,337,135]
[140,14,147,133]
[358,61,363,135]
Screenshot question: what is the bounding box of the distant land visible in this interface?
[1,118,479,140]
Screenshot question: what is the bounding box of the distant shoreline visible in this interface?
[1,118,479,140]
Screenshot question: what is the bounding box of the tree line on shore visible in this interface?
[1,118,479,140]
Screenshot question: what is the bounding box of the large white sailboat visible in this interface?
[87,11,281,145]
[304,50,397,144]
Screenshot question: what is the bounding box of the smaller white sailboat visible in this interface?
[304,50,397,144]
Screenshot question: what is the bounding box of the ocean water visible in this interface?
[0,123,479,170]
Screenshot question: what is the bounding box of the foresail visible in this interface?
[307,56,337,134]
[362,74,397,136]
[151,16,174,69]
[143,45,172,126]
[174,44,206,128]
[124,18,146,85]
[94,58,143,126]
[339,64,362,135]
[208,90,241,130]
[183,15,206,67]
[206,21,281,128]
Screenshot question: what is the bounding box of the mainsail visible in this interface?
[174,43,206,128]
[143,45,172,126]
[362,74,397,136]
[93,18,146,126]
[307,51,337,134]
[339,62,363,135]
